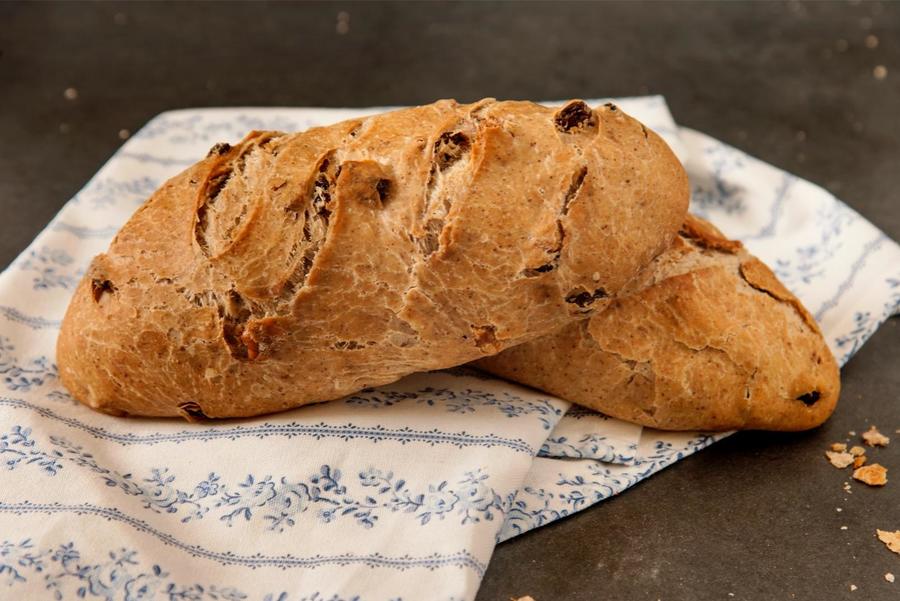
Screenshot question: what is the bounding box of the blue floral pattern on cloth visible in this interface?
[0,397,536,454]
[345,386,563,429]
[499,433,723,541]
[833,276,900,359]
[17,247,83,291]
[8,428,509,532]
[1,98,898,601]
[0,337,58,392]
[539,434,638,465]
[0,539,393,601]
[689,139,748,216]
[0,426,63,475]
[0,306,62,330]
[71,177,160,210]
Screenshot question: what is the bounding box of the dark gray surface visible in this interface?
[1,2,897,600]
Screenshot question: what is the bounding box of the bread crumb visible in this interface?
[877,530,900,554]
[512,597,536,601]
[850,584,858,591]
[862,425,889,447]
[874,65,888,80]
[887,573,895,584]
[826,451,854,468]
[852,455,866,469]
[865,34,879,49]
[118,129,130,140]
[63,87,78,100]
[336,11,350,35]
[849,430,857,436]
[849,446,866,456]
[831,442,848,452]
[837,507,843,512]
[841,526,848,530]
[853,463,887,486]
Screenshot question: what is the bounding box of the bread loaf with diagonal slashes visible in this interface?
[57,99,688,418]
[476,214,840,431]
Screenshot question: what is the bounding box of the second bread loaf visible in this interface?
[476,215,840,431]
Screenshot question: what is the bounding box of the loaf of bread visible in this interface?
[57,99,688,419]
[476,215,840,431]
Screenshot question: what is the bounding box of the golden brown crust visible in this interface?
[476,215,841,432]
[679,212,742,253]
[57,99,689,418]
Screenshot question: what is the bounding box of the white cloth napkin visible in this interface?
[1,97,898,601]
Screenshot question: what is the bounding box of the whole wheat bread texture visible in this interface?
[57,99,689,419]
[476,215,840,431]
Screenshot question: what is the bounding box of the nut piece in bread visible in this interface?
[57,99,689,419]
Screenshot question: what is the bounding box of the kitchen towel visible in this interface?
[1,97,898,601]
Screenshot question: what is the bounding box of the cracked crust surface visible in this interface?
[57,99,689,419]
[476,214,841,431]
